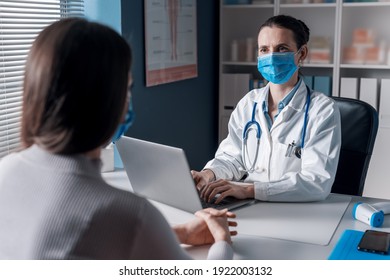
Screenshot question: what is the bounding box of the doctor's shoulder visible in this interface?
[231,88,265,117]
[240,87,266,106]
[310,90,339,117]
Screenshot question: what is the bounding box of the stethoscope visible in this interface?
[242,85,311,173]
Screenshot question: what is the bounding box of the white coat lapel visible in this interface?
[270,81,308,132]
[257,86,272,144]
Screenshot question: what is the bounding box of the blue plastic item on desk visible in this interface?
[329,230,390,260]
[352,202,384,227]
[113,143,123,168]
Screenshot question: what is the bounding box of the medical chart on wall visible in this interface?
[144,0,197,87]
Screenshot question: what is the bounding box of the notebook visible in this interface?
[116,136,255,213]
[328,229,390,260]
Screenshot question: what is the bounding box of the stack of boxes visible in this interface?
[342,28,387,65]
[308,36,332,64]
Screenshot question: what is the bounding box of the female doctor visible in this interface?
[192,15,341,202]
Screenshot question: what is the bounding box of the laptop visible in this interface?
[116,136,255,213]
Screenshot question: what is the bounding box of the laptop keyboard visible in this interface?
[200,196,239,209]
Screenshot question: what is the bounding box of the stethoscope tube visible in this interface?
[242,86,311,173]
[242,102,261,173]
[300,86,311,149]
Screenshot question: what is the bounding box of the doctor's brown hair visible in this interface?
[259,14,310,49]
[22,18,132,154]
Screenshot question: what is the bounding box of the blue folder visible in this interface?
[328,229,390,260]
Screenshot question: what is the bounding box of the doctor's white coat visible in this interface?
[204,81,341,202]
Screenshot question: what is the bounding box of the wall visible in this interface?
[121,0,220,170]
[84,0,122,33]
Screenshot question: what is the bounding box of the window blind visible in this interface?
[0,0,84,159]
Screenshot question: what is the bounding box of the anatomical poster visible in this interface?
[144,0,197,87]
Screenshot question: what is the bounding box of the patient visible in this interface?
[0,18,237,259]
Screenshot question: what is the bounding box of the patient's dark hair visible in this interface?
[259,14,310,49]
[22,18,131,154]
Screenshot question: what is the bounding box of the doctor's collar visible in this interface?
[263,77,302,110]
[287,78,310,111]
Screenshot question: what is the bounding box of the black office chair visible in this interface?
[330,96,379,196]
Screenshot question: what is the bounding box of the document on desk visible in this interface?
[234,193,351,246]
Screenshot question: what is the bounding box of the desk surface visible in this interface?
[102,169,390,260]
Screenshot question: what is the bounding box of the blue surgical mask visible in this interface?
[112,95,135,143]
[257,51,299,84]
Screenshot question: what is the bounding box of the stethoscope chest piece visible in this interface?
[294,147,302,159]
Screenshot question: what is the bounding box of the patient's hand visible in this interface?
[173,208,237,245]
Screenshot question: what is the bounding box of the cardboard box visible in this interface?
[343,46,364,64]
[353,28,375,46]
[310,49,331,63]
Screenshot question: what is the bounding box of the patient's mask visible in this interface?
[112,95,134,142]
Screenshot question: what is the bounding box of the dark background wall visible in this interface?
[121,0,220,170]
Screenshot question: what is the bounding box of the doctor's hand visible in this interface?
[173,208,237,245]
[191,169,216,190]
[200,180,255,204]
